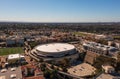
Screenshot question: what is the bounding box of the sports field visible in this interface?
[0,47,24,56]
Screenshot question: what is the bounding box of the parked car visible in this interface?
[10,74,16,79]
[11,67,16,71]
[1,69,7,73]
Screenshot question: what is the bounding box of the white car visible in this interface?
[11,67,16,71]
[10,74,16,79]
[1,69,7,73]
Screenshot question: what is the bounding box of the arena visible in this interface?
[29,43,79,62]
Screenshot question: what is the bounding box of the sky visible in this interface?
[0,0,120,22]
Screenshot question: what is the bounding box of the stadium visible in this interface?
[29,43,79,62]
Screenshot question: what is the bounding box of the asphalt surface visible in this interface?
[0,66,22,79]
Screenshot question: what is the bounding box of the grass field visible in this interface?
[74,32,87,36]
[0,47,24,56]
[113,36,120,40]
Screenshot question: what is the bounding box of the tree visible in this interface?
[51,64,54,69]
[62,67,68,72]
[44,69,51,78]
[59,58,70,68]
[39,58,44,62]
[40,63,46,71]
[44,69,59,79]
[50,69,58,79]
[111,42,116,47]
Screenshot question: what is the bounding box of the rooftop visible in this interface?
[8,54,20,60]
[8,54,25,60]
[68,63,96,77]
[96,73,120,79]
[83,42,117,51]
[35,43,75,53]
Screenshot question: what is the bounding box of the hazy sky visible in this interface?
[0,0,120,22]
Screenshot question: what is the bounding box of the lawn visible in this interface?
[0,47,24,56]
[113,36,120,40]
[74,32,87,36]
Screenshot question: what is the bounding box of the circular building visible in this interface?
[29,43,79,62]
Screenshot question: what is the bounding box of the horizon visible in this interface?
[0,0,120,22]
[0,21,120,24]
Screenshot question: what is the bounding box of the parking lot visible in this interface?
[0,66,22,79]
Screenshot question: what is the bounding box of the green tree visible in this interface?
[40,63,46,71]
[59,58,70,68]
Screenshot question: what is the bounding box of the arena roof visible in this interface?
[35,43,75,53]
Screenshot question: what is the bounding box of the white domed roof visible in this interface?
[35,43,75,53]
